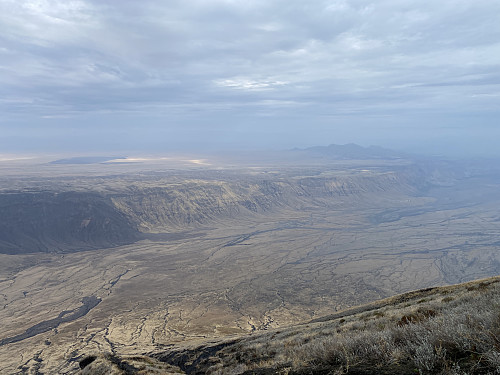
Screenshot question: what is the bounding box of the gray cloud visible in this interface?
[1,0,499,155]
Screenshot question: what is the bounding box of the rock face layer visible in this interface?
[111,169,421,232]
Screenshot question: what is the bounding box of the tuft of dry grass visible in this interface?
[80,353,184,375]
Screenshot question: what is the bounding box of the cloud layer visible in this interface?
[1,0,499,154]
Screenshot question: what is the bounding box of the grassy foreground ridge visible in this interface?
[80,275,500,374]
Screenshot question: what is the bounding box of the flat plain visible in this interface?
[1,154,500,374]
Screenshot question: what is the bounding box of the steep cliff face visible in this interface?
[111,170,419,232]
[0,192,140,254]
[297,170,418,197]
[0,168,424,253]
[110,180,291,232]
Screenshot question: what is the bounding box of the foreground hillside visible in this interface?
[80,276,500,375]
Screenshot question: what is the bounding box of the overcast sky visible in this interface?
[1,0,499,155]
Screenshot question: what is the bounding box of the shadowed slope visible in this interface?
[0,192,140,254]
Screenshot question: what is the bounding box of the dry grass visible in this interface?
[194,277,500,375]
[80,353,184,375]
[83,277,500,374]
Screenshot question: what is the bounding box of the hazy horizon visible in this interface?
[1,1,499,157]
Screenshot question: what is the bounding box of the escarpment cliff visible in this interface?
[110,179,291,232]
[0,192,140,254]
[111,169,421,232]
[0,166,430,254]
